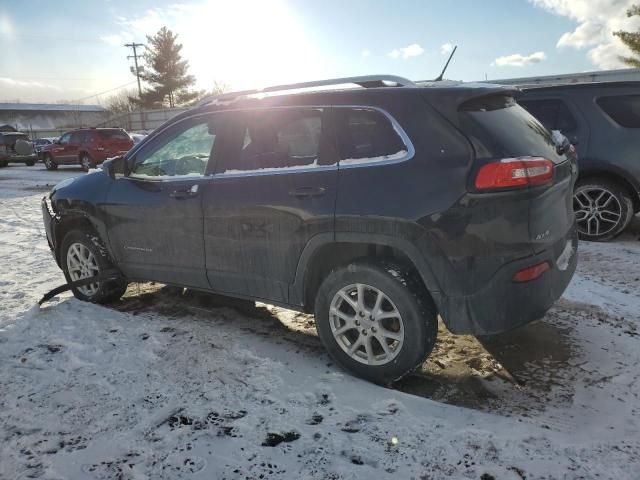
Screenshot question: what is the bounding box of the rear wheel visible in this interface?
[0,160,7,168]
[314,261,437,385]
[44,154,57,170]
[25,160,35,166]
[61,229,127,303]
[80,153,95,172]
[573,178,634,241]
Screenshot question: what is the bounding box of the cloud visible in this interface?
[440,43,454,55]
[0,77,61,90]
[493,51,547,67]
[529,0,640,69]
[361,49,371,58]
[389,43,425,59]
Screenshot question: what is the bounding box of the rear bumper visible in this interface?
[439,225,578,335]
[1,154,37,162]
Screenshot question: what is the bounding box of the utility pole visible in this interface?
[125,43,144,98]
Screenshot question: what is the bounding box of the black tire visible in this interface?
[80,153,95,172]
[44,154,57,170]
[0,160,7,168]
[25,160,35,167]
[314,260,437,385]
[61,229,127,304]
[573,178,634,242]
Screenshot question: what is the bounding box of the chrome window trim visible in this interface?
[127,105,414,182]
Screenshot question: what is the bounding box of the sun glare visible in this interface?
[175,0,322,91]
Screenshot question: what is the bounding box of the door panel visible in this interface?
[203,108,337,303]
[104,115,219,288]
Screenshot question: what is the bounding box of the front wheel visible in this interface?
[61,229,127,303]
[314,261,437,385]
[25,160,35,166]
[43,154,57,170]
[573,179,634,242]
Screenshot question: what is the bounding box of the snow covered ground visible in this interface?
[1,164,639,479]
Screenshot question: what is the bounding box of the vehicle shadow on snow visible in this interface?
[107,283,586,418]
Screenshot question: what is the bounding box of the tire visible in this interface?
[573,178,634,242]
[44,154,57,171]
[0,160,7,168]
[314,260,437,385]
[25,160,35,167]
[80,153,95,172]
[61,229,127,304]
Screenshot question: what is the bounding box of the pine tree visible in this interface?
[614,4,640,68]
[137,27,197,108]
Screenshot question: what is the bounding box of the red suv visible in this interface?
[41,128,133,171]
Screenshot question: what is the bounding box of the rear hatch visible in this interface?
[0,133,34,156]
[457,93,577,254]
[98,129,134,153]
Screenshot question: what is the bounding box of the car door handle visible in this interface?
[288,186,326,198]
[169,184,199,199]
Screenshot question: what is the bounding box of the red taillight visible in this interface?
[512,261,550,283]
[475,157,554,190]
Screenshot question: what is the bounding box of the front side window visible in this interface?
[130,120,215,179]
[334,108,408,166]
[218,108,325,173]
[597,95,640,128]
[58,133,71,145]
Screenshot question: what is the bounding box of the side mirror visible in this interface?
[551,130,571,155]
[103,156,127,179]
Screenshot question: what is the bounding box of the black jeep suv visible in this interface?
[42,76,578,383]
[518,81,640,241]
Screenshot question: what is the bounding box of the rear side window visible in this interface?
[596,95,640,128]
[99,129,131,140]
[518,98,577,134]
[217,108,326,173]
[459,95,565,164]
[334,108,407,165]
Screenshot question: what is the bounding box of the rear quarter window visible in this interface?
[99,129,131,140]
[334,108,409,166]
[596,95,640,128]
[459,95,565,164]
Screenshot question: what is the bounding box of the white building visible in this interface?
[483,68,640,87]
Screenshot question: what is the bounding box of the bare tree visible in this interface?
[103,89,139,115]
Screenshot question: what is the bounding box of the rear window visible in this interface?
[459,95,565,164]
[1,133,29,144]
[518,98,577,134]
[596,95,640,128]
[98,129,131,140]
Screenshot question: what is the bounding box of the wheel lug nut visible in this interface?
[355,320,360,326]
[359,312,364,317]
[362,329,367,335]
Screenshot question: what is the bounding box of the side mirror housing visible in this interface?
[103,156,127,179]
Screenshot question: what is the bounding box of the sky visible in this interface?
[0,0,638,104]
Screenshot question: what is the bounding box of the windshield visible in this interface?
[459,94,566,164]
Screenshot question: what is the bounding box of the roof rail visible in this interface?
[197,75,416,107]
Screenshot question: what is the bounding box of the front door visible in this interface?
[52,132,72,163]
[104,114,218,288]
[202,107,338,303]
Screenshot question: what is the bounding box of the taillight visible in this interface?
[475,157,554,190]
[512,261,550,283]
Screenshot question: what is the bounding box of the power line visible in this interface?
[125,43,145,99]
[72,81,139,103]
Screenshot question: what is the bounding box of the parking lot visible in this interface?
[1,164,639,479]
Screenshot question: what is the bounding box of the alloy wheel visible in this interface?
[66,242,100,296]
[573,187,622,237]
[329,283,404,366]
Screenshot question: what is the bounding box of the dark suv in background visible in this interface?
[518,82,640,241]
[41,128,133,172]
[42,76,577,383]
[0,131,37,167]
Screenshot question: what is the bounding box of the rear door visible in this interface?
[202,107,338,303]
[104,114,218,288]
